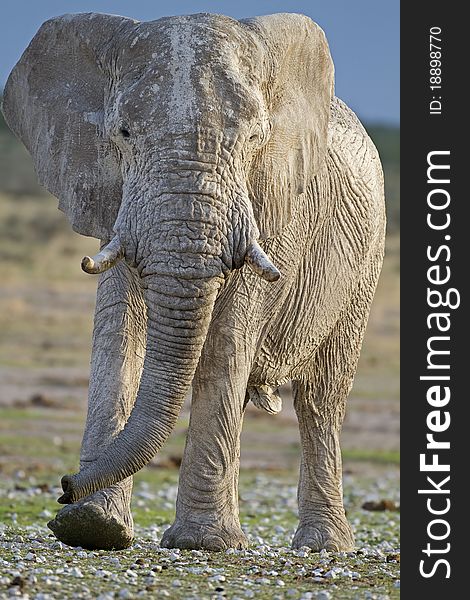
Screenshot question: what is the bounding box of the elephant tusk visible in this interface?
[244,240,281,282]
[81,236,124,274]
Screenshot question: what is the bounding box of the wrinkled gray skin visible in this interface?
[3,12,385,552]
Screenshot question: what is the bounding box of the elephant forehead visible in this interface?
[108,14,264,133]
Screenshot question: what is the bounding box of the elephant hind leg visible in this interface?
[292,262,381,551]
[292,374,355,552]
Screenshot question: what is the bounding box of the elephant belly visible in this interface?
[248,249,358,387]
[248,301,334,388]
[249,320,324,388]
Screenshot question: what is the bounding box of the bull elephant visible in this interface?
[2,12,385,552]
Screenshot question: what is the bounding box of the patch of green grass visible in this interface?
[0,433,80,458]
[0,407,84,424]
[0,494,59,528]
[342,448,400,465]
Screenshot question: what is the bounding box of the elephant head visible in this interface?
[2,12,334,503]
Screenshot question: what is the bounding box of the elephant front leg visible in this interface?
[161,330,250,551]
[48,260,146,550]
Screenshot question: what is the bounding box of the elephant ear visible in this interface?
[242,14,334,239]
[2,13,137,239]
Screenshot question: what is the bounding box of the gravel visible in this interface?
[0,472,400,599]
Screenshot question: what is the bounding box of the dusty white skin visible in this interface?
[2,12,385,552]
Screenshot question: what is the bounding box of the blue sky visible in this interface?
[0,0,399,124]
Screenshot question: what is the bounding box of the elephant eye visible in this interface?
[120,128,131,139]
[249,122,269,145]
[249,128,261,142]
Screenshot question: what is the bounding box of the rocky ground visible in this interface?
[0,469,400,600]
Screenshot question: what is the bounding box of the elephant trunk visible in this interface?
[59,267,221,504]
[64,182,281,504]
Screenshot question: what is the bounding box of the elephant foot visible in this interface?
[161,519,248,551]
[47,483,134,550]
[292,512,355,552]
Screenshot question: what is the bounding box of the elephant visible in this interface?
[2,11,386,552]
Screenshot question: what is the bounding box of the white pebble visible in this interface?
[50,542,63,550]
[324,569,336,579]
[351,571,361,579]
[94,569,109,578]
